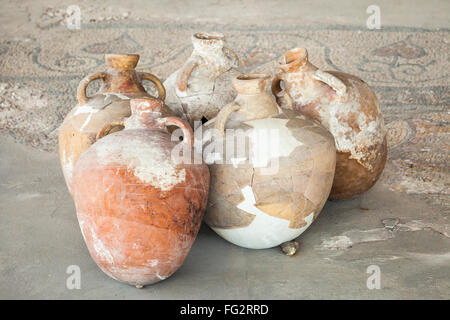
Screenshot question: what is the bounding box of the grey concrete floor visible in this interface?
[0,0,449,299]
[1,135,449,299]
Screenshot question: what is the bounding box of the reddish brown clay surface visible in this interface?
[71,98,209,287]
[58,54,171,194]
[272,48,387,200]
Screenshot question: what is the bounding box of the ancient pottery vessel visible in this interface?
[58,53,171,194]
[71,98,209,288]
[203,74,336,249]
[272,48,387,200]
[164,32,241,127]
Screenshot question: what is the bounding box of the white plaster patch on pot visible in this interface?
[244,118,303,168]
[103,92,130,100]
[76,106,101,132]
[78,219,86,241]
[212,185,314,249]
[286,72,319,105]
[156,272,168,280]
[147,259,159,267]
[95,135,186,191]
[62,149,74,187]
[317,98,385,170]
[88,225,114,264]
[73,105,101,116]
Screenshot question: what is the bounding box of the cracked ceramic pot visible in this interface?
[58,53,171,194]
[203,74,336,249]
[71,98,209,288]
[272,48,387,200]
[163,32,241,127]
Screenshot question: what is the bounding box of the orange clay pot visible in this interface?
[71,98,209,288]
[272,48,387,200]
[59,54,172,195]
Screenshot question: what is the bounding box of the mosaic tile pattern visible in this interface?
[0,22,448,205]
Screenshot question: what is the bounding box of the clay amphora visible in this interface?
[164,32,241,127]
[272,48,387,200]
[58,54,171,194]
[203,74,336,249]
[71,98,209,288]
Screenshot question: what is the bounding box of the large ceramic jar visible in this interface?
[58,53,171,194]
[272,48,387,200]
[71,98,209,288]
[164,32,241,127]
[203,74,336,249]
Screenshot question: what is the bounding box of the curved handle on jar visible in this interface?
[213,102,241,137]
[157,117,194,147]
[176,59,199,92]
[96,120,125,141]
[271,74,293,109]
[223,47,240,67]
[138,72,166,101]
[312,70,347,97]
[77,72,107,105]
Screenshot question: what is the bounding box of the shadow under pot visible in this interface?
[71,98,209,288]
[203,74,336,249]
[272,48,387,200]
[58,53,171,195]
[163,32,241,128]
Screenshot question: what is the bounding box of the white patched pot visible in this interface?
[202,74,336,249]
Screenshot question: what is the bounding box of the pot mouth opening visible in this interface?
[105,53,140,69]
[193,32,225,41]
[106,53,139,59]
[282,48,308,65]
[236,73,270,81]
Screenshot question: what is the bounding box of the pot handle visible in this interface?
[77,72,107,105]
[213,102,241,136]
[312,70,347,97]
[271,74,293,109]
[138,72,166,101]
[157,117,194,147]
[223,47,240,67]
[176,59,199,92]
[96,120,125,141]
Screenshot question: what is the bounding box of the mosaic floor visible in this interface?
[0,21,448,207]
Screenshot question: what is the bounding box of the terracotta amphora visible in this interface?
[58,54,171,194]
[272,48,387,200]
[164,32,241,127]
[71,98,209,288]
[203,74,336,249]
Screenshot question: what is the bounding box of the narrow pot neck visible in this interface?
[279,48,317,74]
[191,32,227,60]
[101,69,146,95]
[124,98,165,130]
[101,54,147,95]
[233,74,279,120]
[233,74,270,95]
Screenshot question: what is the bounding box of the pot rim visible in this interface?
[193,32,225,41]
[105,53,140,70]
[279,48,308,71]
